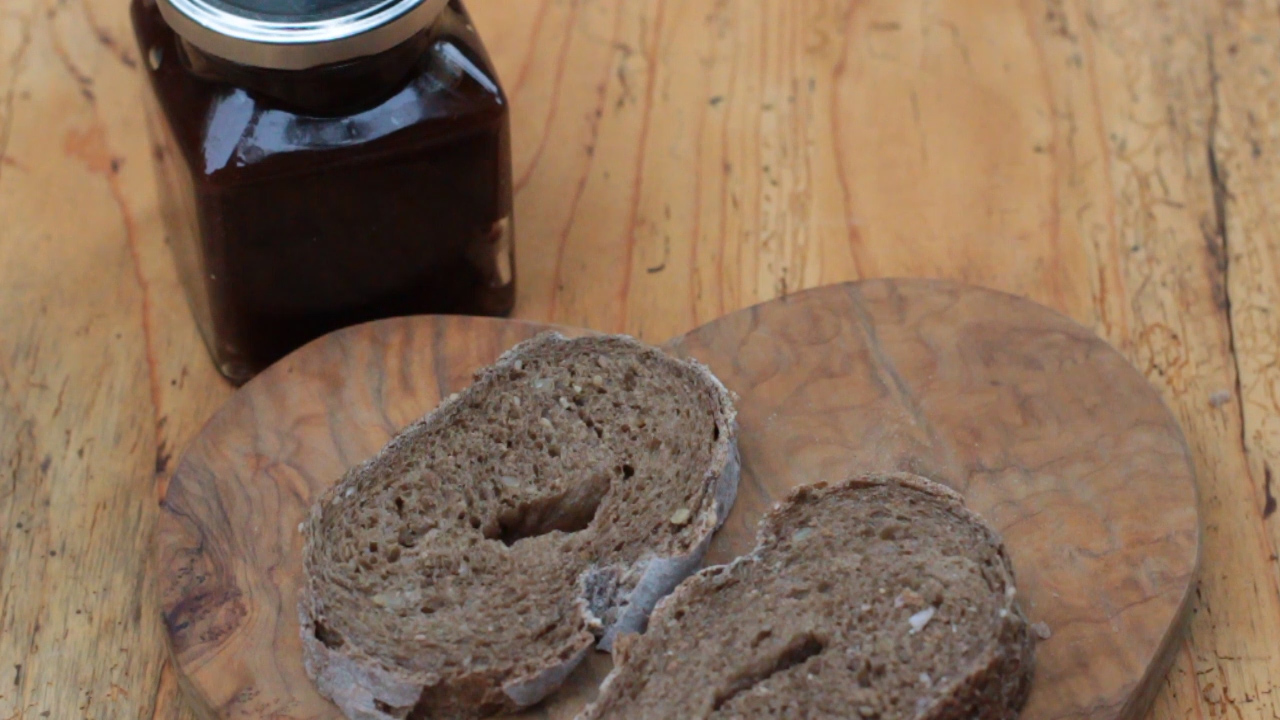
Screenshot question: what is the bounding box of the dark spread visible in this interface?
[131,0,514,382]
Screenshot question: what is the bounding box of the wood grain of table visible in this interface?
[0,1,1276,719]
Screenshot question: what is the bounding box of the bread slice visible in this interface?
[576,473,1034,720]
[299,333,740,720]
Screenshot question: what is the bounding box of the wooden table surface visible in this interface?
[1,0,1277,718]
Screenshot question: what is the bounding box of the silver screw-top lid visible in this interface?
[157,0,450,70]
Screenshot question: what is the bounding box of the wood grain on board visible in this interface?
[156,280,1199,720]
[2,1,1277,719]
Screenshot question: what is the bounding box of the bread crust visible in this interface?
[299,333,740,720]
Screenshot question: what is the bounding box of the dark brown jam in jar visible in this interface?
[131,0,514,383]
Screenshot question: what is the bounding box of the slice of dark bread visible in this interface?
[576,473,1034,720]
[299,333,740,720]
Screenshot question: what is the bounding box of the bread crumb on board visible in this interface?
[1032,621,1052,640]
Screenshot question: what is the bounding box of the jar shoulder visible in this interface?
[131,0,508,184]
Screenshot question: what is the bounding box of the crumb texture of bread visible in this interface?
[299,333,739,720]
[576,473,1035,720]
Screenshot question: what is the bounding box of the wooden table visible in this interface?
[1,0,1277,718]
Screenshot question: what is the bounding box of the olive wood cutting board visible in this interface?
[156,279,1200,720]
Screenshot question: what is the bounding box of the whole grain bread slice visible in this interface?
[576,473,1034,720]
[299,333,740,720]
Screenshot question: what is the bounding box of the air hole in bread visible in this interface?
[711,634,825,710]
[486,471,611,547]
[784,586,810,601]
[313,620,344,650]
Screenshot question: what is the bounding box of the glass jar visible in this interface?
[131,0,514,383]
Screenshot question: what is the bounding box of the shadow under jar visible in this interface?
[131,0,515,383]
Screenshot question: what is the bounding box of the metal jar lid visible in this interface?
[156,0,450,70]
